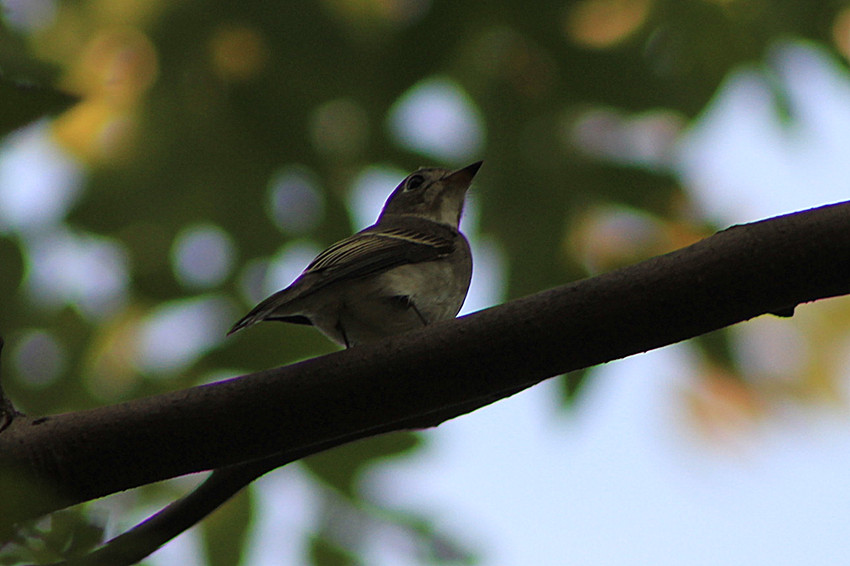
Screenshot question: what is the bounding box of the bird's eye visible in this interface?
[405,174,425,191]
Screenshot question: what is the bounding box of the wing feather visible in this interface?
[228,227,455,335]
[306,228,454,277]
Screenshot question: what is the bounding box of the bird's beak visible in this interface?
[444,161,483,188]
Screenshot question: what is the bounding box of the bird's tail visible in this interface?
[227,311,263,336]
[227,287,302,336]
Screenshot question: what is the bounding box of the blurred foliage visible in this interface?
[308,533,361,566]
[201,488,253,566]
[304,432,421,498]
[3,0,850,564]
[0,77,77,137]
[0,509,104,565]
[0,21,78,135]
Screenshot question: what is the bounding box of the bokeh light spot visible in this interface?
[13,329,65,387]
[1,0,56,32]
[267,167,325,235]
[310,98,370,157]
[832,7,850,61]
[320,0,431,30]
[348,165,407,230]
[135,295,234,374]
[209,24,268,81]
[70,27,159,103]
[171,223,236,289]
[83,309,144,402]
[567,205,669,273]
[566,106,685,171]
[238,258,273,307]
[27,229,129,319]
[564,0,653,49]
[264,241,323,296]
[53,27,158,164]
[466,27,558,98]
[733,318,807,384]
[387,77,485,163]
[0,122,83,235]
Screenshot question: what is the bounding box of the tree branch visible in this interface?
[3,201,850,528]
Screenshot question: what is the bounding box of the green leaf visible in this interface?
[0,77,78,138]
[307,533,361,566]
[200,487,253,566]
[303,432,422,497]
[0,21,78,138]
[559,369,591,405]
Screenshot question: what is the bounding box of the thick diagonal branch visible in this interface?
[2,201,850,528]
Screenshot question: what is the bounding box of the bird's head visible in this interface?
[379,161,482,228]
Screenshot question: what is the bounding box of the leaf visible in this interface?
[0,22,78,137]
[1,509,105,564]
[200,487,254,566]
[303,432,422,497]
[559,368,590,405]
[307,533,361,566]
[0,77,78,138]
[0,237,24,301]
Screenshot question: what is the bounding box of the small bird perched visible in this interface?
[229,161,482,347]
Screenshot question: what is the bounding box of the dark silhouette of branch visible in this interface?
[3,201,850,563]
[36,455,289,566]
[35,385,529,566]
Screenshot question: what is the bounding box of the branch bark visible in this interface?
[2,201,850,527]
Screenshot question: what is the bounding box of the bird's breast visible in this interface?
[377,257,471,321]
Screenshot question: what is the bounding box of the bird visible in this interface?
[228,161,482,347]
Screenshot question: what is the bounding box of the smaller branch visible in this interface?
[39,458,277,566]
[43,383,532,566]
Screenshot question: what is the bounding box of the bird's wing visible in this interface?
[227,227,455,335]
[305,227,454,280]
